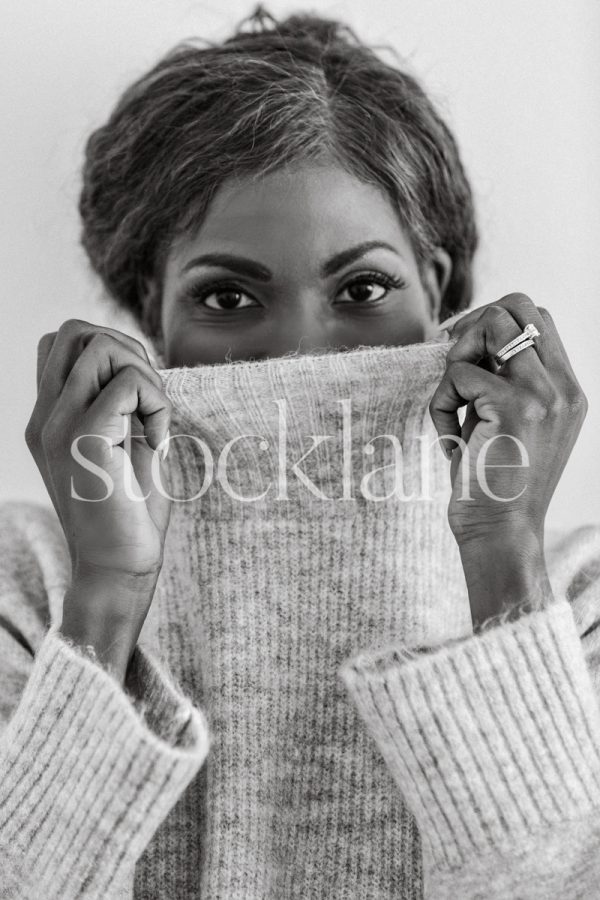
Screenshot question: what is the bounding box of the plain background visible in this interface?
[1,0,598,529]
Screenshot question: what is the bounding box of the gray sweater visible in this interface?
[1,341,600,899]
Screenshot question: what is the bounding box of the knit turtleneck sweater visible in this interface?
[1,340,600,900]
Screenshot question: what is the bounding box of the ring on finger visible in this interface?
[494,323,540,367]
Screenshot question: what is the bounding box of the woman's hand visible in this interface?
[429,293,588,627]
[25,319,172,681]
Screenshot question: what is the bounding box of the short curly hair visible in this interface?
[79,4,478,337]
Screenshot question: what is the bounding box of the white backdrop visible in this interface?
[1,0,598,529]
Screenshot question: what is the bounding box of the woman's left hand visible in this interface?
[429,293,588,627]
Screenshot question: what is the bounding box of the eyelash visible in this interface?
[184,271,408,309]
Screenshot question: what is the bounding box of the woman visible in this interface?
[1,6,600,898]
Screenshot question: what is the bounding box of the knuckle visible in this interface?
[131,336,150,360]
[578,393,589,418]
[119,364,143,386]
[66,365,89,392]
[59,318,88,336]
[445,342,461,364]
[86,332,113,353]
[24,418,39,448]
[515,385,573,423]
[515,394,549,423]
[483,304,506,321]
[501,291,534,307]
[523,400,548,423]
[543,387,566,417]
[482,306,513,333]
[37,331,56,348]
[40,421,61,454]
[446,359,467,379]
[145,363,164,390]
[567,385,588,416]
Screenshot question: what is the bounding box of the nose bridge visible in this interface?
[262,292,329,357]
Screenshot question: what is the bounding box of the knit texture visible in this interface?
[1,339,600,898]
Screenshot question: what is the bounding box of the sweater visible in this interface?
[1,338,600,899]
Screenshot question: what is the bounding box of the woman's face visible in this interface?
[156,163,452,366]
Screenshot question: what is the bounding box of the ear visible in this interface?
[421,248,452,325]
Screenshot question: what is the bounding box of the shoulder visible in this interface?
[0,500,70,626]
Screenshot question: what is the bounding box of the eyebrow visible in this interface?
[180,241,403,281]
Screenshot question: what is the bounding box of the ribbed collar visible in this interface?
[157,339,453,515]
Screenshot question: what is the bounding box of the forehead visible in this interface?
[167,163,411,271]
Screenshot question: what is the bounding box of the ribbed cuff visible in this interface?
[0,625,210,899]
[339,598,600,871]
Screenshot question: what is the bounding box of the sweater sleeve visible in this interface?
[0,502,211,899]
[339,523,600,900]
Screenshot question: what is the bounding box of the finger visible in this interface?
[80,325,153,364]
[129,411,172,535]
[449,293,552,368]
[50,336,166,449]
[448,294,539,338]
[446,303,547,385]
[32,325,162,443]
[37,333,57,392]
[536,307,580,385]
[81,366,171,452]
[36,319,154,409]
[435,309,473,333]
[429,360,511,457]
[461,295,580,390]
[486,294,560,372]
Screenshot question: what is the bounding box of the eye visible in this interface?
[185,280,260,311]
[335,271,408,305]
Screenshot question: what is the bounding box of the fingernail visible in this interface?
[161,429,170,460]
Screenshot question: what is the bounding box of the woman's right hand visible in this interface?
[25,319,172,682]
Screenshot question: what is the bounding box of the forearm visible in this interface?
[59,570,159,685]
[458,527,554,629]
[340,597,600,899]
[0,626,210,899]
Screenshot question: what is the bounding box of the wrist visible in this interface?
[58,609,134,686]
[58,613,133,686]
[458,523,543,560]
[457,527,553,629]
[60,569,159,684]
[73,559,162,591]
